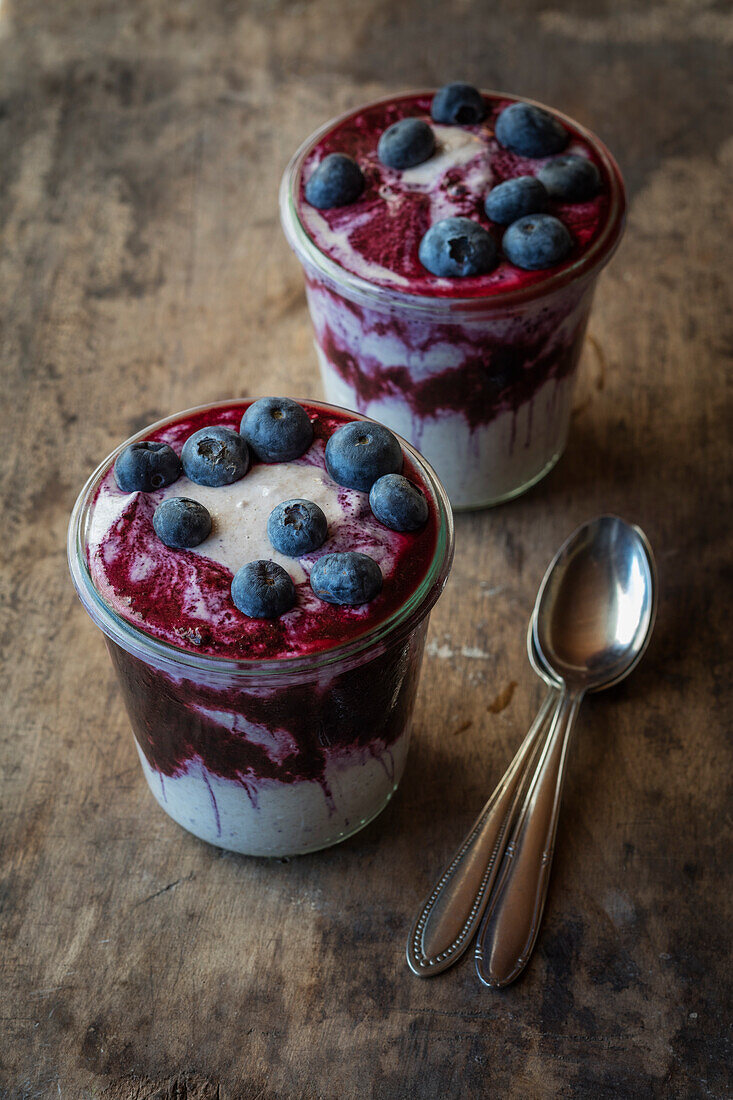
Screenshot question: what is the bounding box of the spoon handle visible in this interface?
[474,689,583,988]
[406,688,558,977]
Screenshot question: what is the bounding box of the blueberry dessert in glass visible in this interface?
[68,399,453,856]
[281,85,626,508]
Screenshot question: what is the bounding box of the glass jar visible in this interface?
[68,401,454,857]
[280,92,626,509]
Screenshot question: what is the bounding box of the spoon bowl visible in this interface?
[533,515,656,693]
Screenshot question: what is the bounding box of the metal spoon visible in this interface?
[406,517,655,980]
[475,516,656,988]
[405,518,650,979]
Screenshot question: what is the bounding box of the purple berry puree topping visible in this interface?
[296,92,613,297]
[85,402,439,661]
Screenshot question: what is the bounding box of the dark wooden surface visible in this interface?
[1,2,731,1097]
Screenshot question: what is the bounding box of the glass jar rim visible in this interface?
[280,89,626,317]
[68,398,455,682]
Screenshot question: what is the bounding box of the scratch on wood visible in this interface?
[586,331,608,390]
[487,681,518,714]
[451,720,473,736]
[218,91,254,106]
[571,396,592,419]
[427,640,491,660]
[132,871,194,908]
[186,128,205,294]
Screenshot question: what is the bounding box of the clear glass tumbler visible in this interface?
[68,401,454,857]
[280,93,626,509]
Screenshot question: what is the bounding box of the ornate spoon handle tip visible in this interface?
[407,689,558,978]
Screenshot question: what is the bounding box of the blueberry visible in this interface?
[114,441,181,493]
[494,102,568,158]
[485,176,548,226]
[181,426,250,487]
[418,217,498,278]
[325,421,402,492]
[240,397,313,463]
[310,552,383,606]
[369,474,429,533]
[502,214,573,271]
[304,153,365,209]
[378,118,435,170]
[152,497,212,549]
[231,560,296,619]
[537,155,601,202]
[267,499,328,556]
[431,83,485,126]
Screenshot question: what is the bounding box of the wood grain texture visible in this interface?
[1,2,731,1097]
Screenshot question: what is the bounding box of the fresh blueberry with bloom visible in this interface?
[152,497,212,549]
[310,552,383,607]
[419,217,497,278]
[494,102,568,158]
[304,153,365,209]
[231,560,296,619]
[485,176,548,226]
[114,441,182,493]
[369,474,428,533]
[240,397,313,462]
[325,421,402,492]
[378,118,435,170]
[181,425,250,487]
[431,83,485,125]
[502,214,573,271]
[537,155,601,203]
[267,499,328,557]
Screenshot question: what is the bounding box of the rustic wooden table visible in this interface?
[2,2,731,1097]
